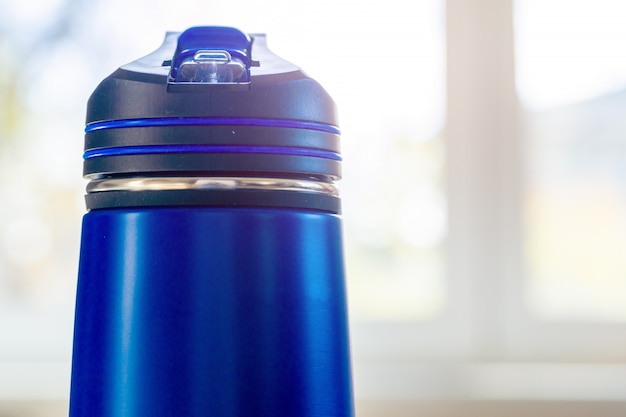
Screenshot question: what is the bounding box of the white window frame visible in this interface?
[351,0,626,402]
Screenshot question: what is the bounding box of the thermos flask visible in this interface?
[69,26,353,417]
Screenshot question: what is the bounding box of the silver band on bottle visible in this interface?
[87,176,339,197]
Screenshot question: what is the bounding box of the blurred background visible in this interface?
[2,0,626,415]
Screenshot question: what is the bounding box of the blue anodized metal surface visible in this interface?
[70,206,353,417]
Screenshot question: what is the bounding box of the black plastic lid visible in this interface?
[84,26,341,182]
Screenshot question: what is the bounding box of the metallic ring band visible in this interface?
[87,176,339,197]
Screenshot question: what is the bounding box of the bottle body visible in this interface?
[71,26,352,417]
[70,206,353,417]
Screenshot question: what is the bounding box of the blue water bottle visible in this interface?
[69,26,353,417]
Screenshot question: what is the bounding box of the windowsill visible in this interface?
[354,360,626,401]
[2,399,626,417]
[4,359,626,403]
[356,400,626,417]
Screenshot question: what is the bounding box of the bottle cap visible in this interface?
[83,26,341,182]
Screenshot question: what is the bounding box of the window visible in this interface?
[516,0,626,322]
[4,0,626,414]
[357,0,626,403]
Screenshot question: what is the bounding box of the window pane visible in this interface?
[516,0,626,320]
[333,1,446,321]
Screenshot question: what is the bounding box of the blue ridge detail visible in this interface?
[83,145,342,161]
[85,117,341,135]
